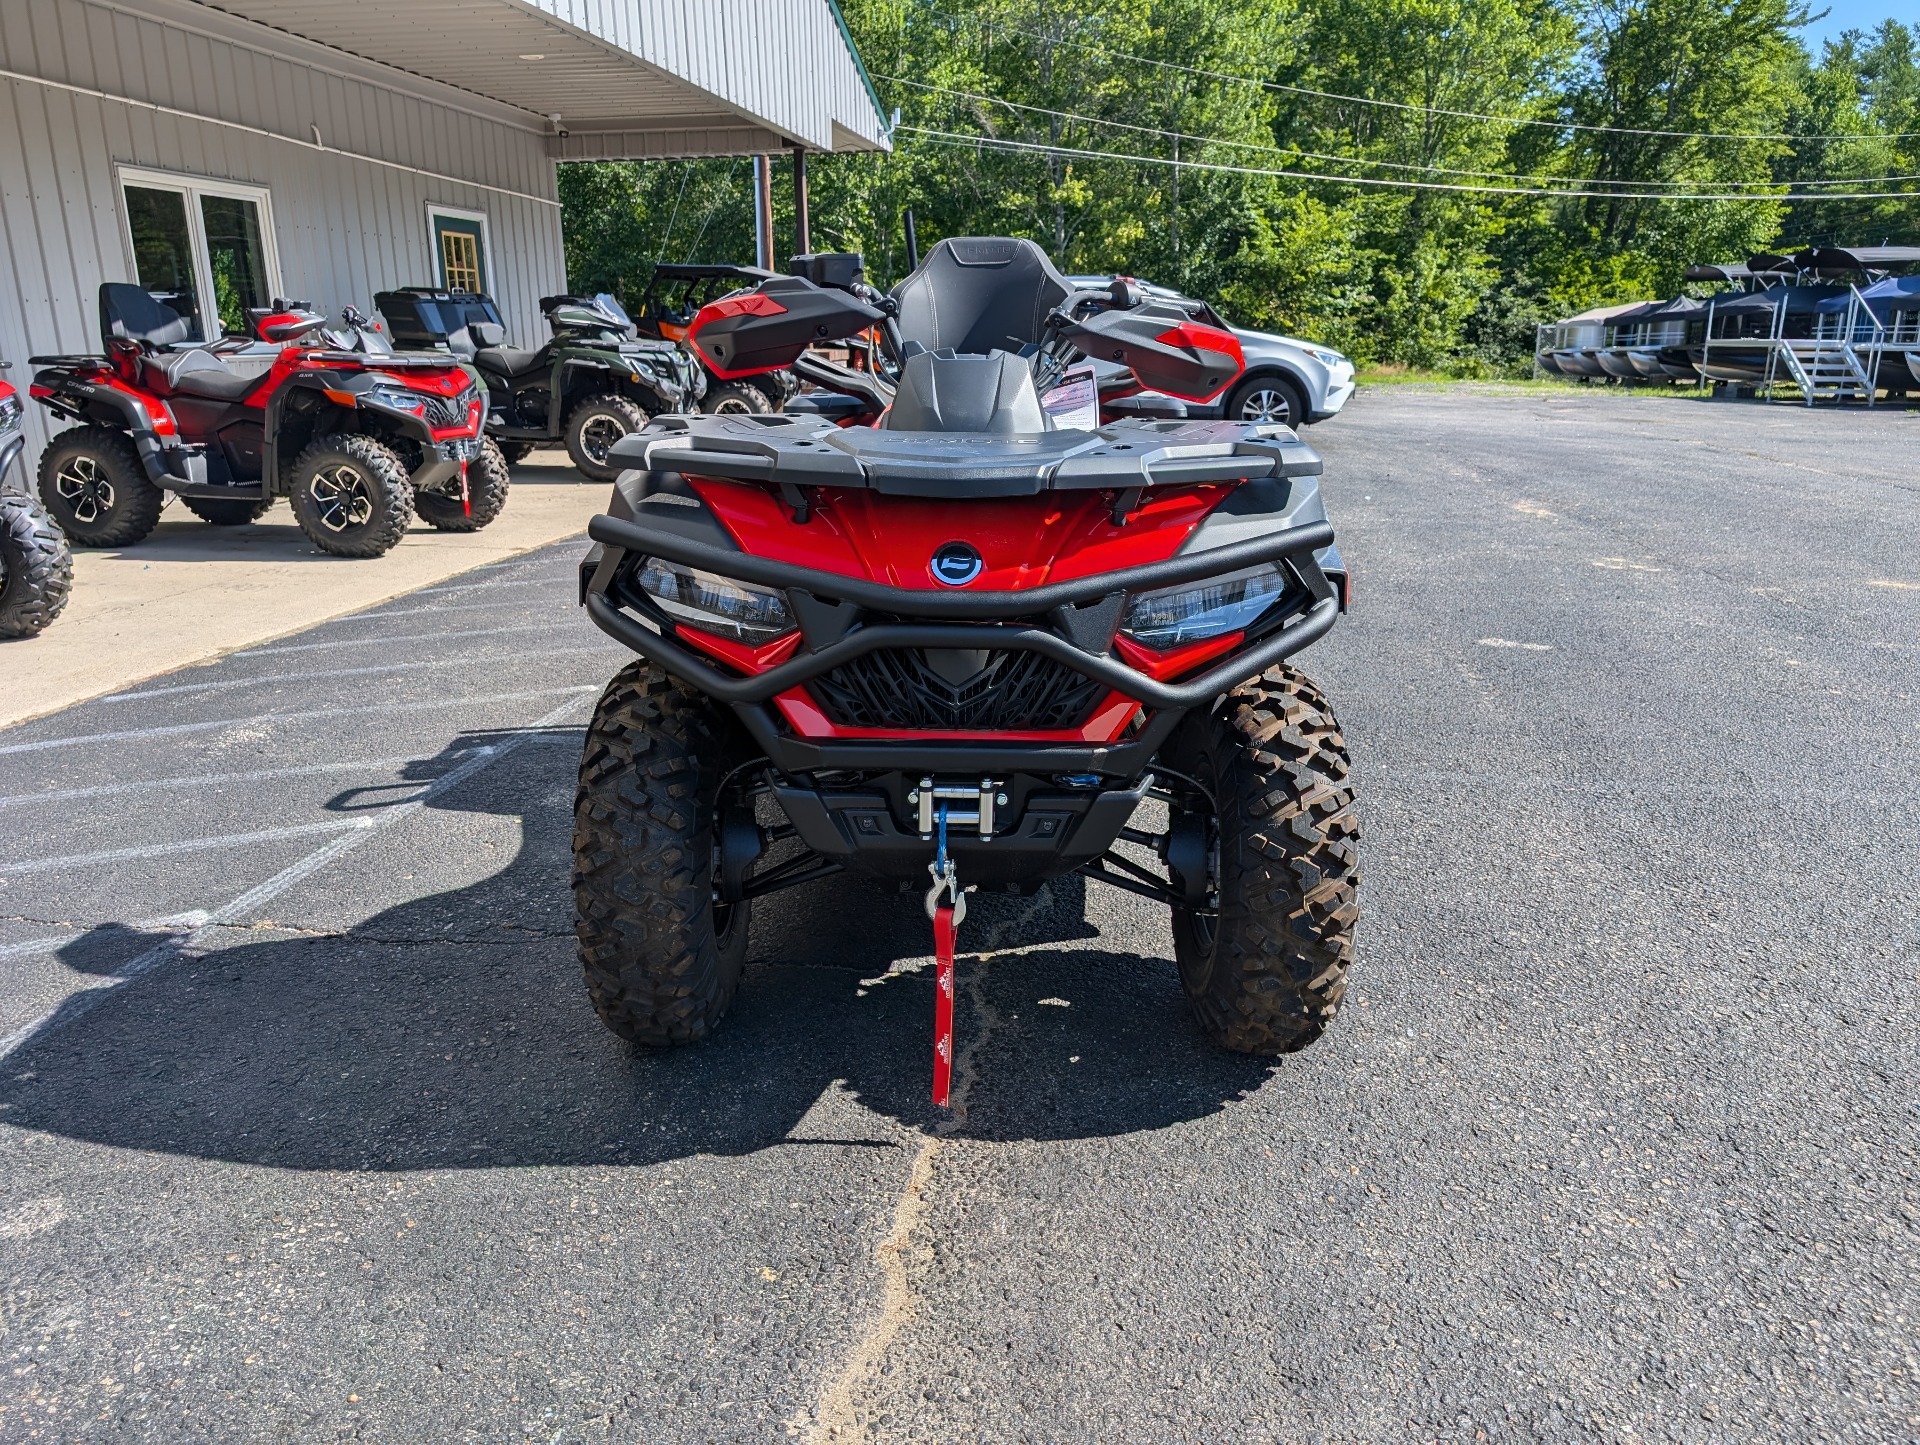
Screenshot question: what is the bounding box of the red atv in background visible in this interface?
[30,285,507,558]
[0,362,72,638]
[574,238,1358,1106]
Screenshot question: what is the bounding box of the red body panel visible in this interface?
[685,477,1227,591]
[673,475,1235,742]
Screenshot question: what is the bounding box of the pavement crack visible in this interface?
[792,892,1043,1442]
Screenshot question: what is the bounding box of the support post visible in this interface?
[753,153,775,271]
[792,147,810,257]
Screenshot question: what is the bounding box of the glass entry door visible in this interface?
[118,169,279,342]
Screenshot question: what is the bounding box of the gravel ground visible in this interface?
[0,386,1915,1444]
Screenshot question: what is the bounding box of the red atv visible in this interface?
[574,238,1358,1104]
[30,285,507,558]
[0,362,72,638]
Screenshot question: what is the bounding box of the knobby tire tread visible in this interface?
[572,662,748,1045]
[35,426,163,547]
[288,434,413,558]
[1171,664,1360,1054]
[0,490,74,637]
[416,438,510,532]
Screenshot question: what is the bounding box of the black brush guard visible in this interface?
[581,510,1338,778]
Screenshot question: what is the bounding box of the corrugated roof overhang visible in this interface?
[188,0,891,158]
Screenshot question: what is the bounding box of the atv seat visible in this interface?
[890,237,1072,356]
[141,348,258,401]
[474,344,546,377]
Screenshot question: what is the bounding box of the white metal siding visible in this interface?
[0,0,566,462]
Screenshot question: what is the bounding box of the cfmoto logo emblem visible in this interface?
[930,541,984,587]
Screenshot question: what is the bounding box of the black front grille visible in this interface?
[809,648,1107,731]
[421,388,474,430]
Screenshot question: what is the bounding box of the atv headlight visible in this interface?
[364,385,429,418]
[636,558,795,644]
[0,393,20,435]
[1120,562,1290,649]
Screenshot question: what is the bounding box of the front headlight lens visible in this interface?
[636,558,795,644]
[0,393,20,435]
[1120,562,1289,649]
[365,386,428,417]
[1308,347,1346,368]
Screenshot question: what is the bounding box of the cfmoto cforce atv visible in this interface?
[30,285,504,558]
[631,262,800,415]
[0,363,72,639]
[376,287,700,479]
[575,238,1358,1104]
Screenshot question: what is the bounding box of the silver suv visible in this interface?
[1068,276,1355,426]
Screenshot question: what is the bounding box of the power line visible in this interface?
[885,76,1920,192]
[898,125,1920,201]
[914,4,1920,143]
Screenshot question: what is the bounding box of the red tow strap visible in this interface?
[460,459,472,517]
[932,903,956,1107]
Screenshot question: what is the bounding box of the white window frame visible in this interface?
[427,203,493,295]
[115,165,282,342]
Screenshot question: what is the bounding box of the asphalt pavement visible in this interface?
[0,387,1916,1444]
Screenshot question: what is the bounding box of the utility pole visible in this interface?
[752,153,775,270]
[793,147,811,256]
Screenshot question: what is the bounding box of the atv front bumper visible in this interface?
[579,507,1337,778]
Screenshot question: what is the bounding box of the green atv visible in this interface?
[375,288,702,480]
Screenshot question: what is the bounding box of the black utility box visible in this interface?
[375,287,507,348]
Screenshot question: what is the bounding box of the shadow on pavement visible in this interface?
[4,729,1277,1167]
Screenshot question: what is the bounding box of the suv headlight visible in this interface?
[0,393,20,435]
[1307,347,1346,368]
[1120,562,1289,649]
[636,558,795,644]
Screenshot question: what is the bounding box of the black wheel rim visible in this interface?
[710,394,754,415]
[308,464,375,532]
[579,414,628,466]
[54,455,115,524]
[1237,387,1292,423]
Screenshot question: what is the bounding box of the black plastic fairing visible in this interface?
[1062,302,1243,402]
[687,276,885,378]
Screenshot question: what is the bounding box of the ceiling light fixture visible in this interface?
[519,53,545,60]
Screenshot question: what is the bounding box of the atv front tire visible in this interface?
[701,382,773,416]
[496,441,534,466]
[36,427,163,547]
[288,434,414,558]
[0,490,74,638]
[564,394,647,481]
[573,662,753,1044]
[415,439,510,532]
[1166,666,1359,1054]
[180,494,272,526]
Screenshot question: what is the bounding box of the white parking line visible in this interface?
[0,819,372,878]
[0,696,592,1063]
[102,646,611,702]
[0,911,209,965]
[0,734,584,811]
[414,573,555,596]
[236,620,578,657]
[353,598,559,621]
[0,686,596,758]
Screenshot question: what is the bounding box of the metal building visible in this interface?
[0,0,889,456]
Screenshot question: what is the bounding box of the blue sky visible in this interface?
[1799,1,1913,50]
